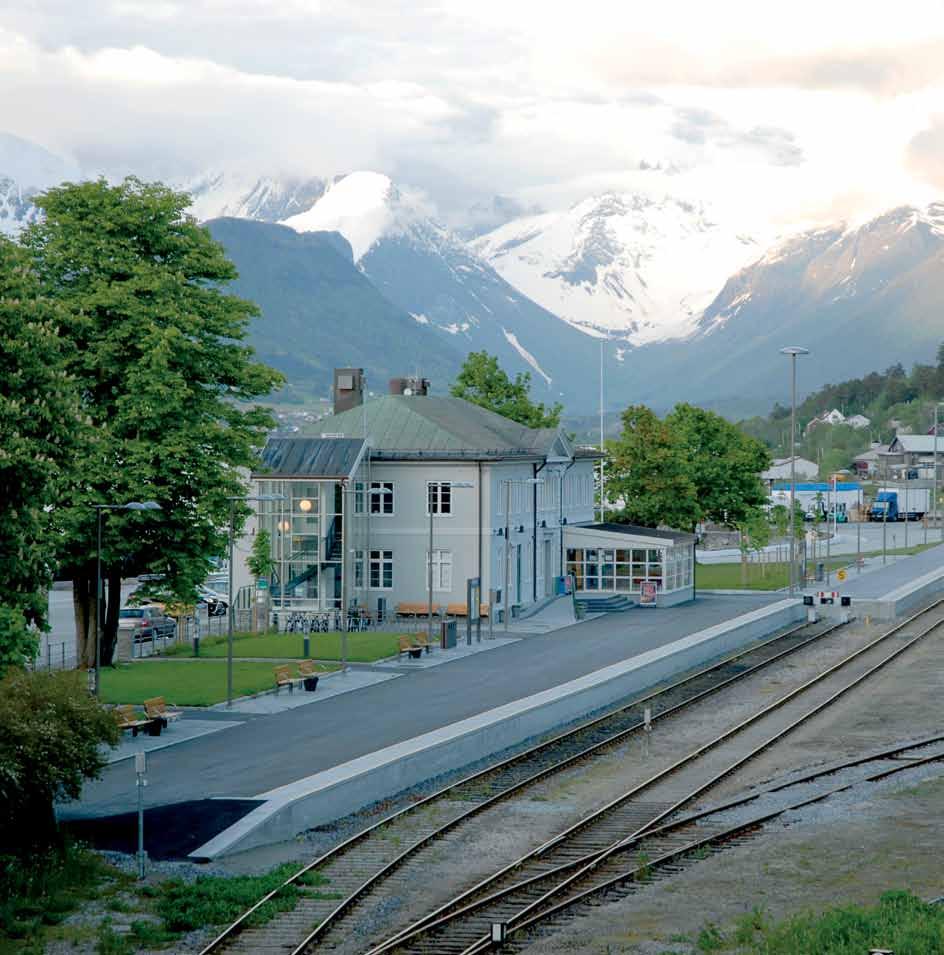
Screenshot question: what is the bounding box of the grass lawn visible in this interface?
[698,542,940,591]
[99,659,339,706]
[163,630,402,663]
[695,890,944,952]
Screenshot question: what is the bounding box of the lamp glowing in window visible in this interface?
[298,499,313,513]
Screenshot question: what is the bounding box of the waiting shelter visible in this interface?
[564,523,696,607]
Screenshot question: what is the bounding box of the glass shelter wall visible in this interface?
[256,479,349,610]
[566,543,692,594]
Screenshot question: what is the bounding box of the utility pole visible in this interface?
[780,347,809,595]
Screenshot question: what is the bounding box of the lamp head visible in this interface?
[779,346,809,357]
[298,499,313,513]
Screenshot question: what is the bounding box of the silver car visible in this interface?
[119,605,176,642]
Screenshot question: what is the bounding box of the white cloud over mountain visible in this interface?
[1,1,943,231]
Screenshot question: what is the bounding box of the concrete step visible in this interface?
[575,595,636,613]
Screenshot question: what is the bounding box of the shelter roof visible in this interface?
[255,437,365,479]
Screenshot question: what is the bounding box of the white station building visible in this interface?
[235,372,696,616]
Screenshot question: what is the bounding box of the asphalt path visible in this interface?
[63,593,779,821]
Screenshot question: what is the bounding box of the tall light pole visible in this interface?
[599,335,606,522]
[427,481,473,644]
[91,501,162,697]
[500,477,544,632]
[935,403,942,542]
[780,346,809,595]
[227,493,284,708]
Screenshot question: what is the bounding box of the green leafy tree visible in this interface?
[0,670,119,854]
[666,403,770,526]
[247,530,275,580]
[0,238,79,670]
[736,509,771,585]
[21,178,284,669]
[605,405,700,530]
[450,351,562,428]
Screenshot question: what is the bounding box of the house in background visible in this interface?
[761,456,819,490]
[235,371,697,619]
[852,443,883,478]
[846,414,871,430]
[805,408,846,433]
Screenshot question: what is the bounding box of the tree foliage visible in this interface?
[605,403,769,531]
[21,178,284,667]
[247,530,275,580]
[665,403,770,526]
[0,670,119,854]
[0,238,79,669]
[604,405,700,530]
[450,351,562,428]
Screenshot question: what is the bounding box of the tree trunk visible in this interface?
[100,566,122,667]
[72,571,96,670]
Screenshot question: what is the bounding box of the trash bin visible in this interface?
[441,618,457,649]
[303,676,319,692]
[816,562,825,582]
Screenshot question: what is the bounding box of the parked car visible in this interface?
[196,586,228,617]
[119,606,177,642]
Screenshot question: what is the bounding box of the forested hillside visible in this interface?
[739,344,944,475]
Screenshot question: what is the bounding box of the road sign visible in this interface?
[837,569,847,582]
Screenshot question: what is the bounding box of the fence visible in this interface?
[29,641,80,672]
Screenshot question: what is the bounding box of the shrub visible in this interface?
[0,669,119,854]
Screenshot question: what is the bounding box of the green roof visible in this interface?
[312,396,565,458]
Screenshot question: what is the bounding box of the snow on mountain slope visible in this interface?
[280,170,601,409]
[182,169,326,223]
[281,171,400,260]
[472,193,767,344]
[0,133,79,236]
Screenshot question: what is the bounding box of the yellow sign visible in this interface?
[837,569,847,582]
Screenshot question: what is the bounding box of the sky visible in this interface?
[2,0,944,231]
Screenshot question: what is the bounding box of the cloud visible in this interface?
[670,108,803,166]
[907,117,944,190]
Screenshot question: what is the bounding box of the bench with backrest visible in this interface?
[412,632,432,655]
[113,705,159,737]
[445,603,491,618]
[398,635,424,660]
[143,696,182,728]
[274,664,300,694]
[395,602,440,618]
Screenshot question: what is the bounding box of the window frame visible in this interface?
[368,549,394,590]
[426,549,453,591]
[426,481,454,517]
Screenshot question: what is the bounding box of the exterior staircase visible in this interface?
[574,594,636,614]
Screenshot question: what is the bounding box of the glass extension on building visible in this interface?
[566,545,693,595]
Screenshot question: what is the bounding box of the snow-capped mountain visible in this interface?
[181,170,326,224]
[0,133,79,236]
[614,202,944,415]
[281,172,601,407]
[472,193,767,344]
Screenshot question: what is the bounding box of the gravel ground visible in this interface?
[512,614,944,954]
[55,613,940,954]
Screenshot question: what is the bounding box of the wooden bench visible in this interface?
[274,664,300,694]
[395,602,440,618]
[398,635,424,660]
[113,705,159,737]
[412,632,432,655]
[298,660,320,691]
[445,603,491,618]
[143,696,182,728]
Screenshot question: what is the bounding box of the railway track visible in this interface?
[476,734,944,954]
[198,615,844,955]
[368,600,944,955]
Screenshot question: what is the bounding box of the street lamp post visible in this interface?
[935,403,942,542]
[91,501,162,697]
[226,493,284,708]
[780,347,809,595]
[427,481,473,644]
[500,478,544,632]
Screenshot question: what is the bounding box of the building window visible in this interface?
[427,481,453,515]
[426,549,453,591]
[566,545,669,594]
[369,550,393,589]
[353,550,364,588]
[355,481,395,515]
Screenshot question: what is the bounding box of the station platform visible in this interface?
[60,592,800,859]
[824,542,944,618]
